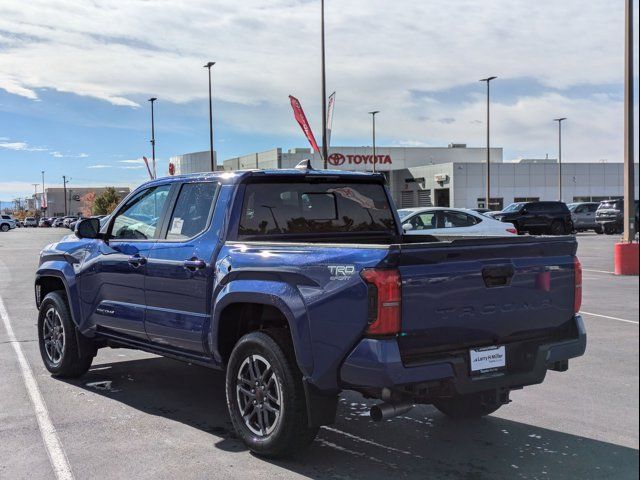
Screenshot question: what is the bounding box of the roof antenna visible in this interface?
[295,159,314,170]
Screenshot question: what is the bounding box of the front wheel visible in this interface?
[0,224,9,232]
[225,330,318,458]
[38,291,94,378]
[433,392,502,419]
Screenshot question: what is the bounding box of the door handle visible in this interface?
[128,255,147,267]
[183,258,206,270]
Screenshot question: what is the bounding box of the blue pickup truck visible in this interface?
[35,165,586,457]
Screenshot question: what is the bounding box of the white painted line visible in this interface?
[322,425,420,458]
[581,310,639,325]
[0,297,74,480]
[583,269,615,275]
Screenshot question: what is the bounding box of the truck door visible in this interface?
[84,184,172,340]
[144,181,220,353]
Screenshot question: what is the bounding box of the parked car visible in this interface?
[23,216,38,227]
[38,218,52,227]
[0,214,17,232]
[568,202,602,233]
[62,216,79,228]
[595,199,640,235]
[492,201,572,235]
[68,217,85,230]
[471,207,491,215]
[398,207,517,236]
[35,166,586,457]
[52,217,66,227]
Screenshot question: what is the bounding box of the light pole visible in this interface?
[479,76,497,210]
[320,0,329,169]
[623,0,635,242]
[369,111,380,173]
[204,61,216,172]
[63,175,69,216]
[148,97,157,179]
[554,117,566,202]
[41,170,46,216]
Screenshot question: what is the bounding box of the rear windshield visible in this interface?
[238,181,396,239]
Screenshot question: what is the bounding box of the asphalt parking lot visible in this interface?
[1,228,638,480]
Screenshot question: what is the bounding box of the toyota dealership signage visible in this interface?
[327,153,393,168]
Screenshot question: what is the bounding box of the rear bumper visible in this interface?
[339,315,586,396]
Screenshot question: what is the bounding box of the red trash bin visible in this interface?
[614,242,639,275]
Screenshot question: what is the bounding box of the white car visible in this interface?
[398,207,518,236]
[23,216,38,227]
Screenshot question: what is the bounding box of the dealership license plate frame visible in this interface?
[469,345,506,375]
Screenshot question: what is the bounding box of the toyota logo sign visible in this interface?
[328,153,346,166]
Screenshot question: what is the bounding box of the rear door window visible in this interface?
[238,181,395,239]
[166,182,218,240]
[441,210,478,228]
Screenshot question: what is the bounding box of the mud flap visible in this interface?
[303,380,338,428]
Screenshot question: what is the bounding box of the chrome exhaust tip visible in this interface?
[370,401,414,421]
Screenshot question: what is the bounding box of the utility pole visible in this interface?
[204,62,216,172]
[623,0,635,242]
[149,97,157,179]
[479,76,497,210]
[554,118,567,202]
[369,111,380,173]
[63,175,69,216]
[320,0,329,169]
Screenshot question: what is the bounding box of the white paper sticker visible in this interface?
[170,217,184,235]
[470,346,506,372]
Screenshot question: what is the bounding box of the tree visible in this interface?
[93,187,121,215]
[80,192,96,217]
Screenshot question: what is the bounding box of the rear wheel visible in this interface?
[433,392,503,419]
[38,291,94,378]
[0,224,9,232]
[226,330,318,458]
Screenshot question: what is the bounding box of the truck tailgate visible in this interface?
[392,236,577,356]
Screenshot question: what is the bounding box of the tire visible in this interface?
[37,291,94,378]
[595,226,604,234]
[225,329,318,458]
[550,220,565,235]
[0,224,9,232]
[433,392,502,419]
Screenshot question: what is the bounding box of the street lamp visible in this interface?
[369,111,380,173]
[554,117,567,202]
[479,76,497,210]
[320,0,329,169]
[203,61,216,172]
[148,97,157,179]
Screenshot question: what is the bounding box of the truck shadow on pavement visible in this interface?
[64,355,638,480]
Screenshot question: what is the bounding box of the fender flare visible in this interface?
[35,264,83,331]
[211,279,314,378]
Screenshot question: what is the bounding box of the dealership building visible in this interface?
[169,145,639,210]
[30,187,131,217]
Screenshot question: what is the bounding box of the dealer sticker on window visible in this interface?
[470,345,506,373]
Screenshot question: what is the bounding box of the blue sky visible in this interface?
[1,0,638,201]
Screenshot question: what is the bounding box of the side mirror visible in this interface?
[403,223,414,231]
[75,218,101,239]
[521,208,528,214]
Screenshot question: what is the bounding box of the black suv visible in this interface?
[493,201,572,235]
[595,199,639,235]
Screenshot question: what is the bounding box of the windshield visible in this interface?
[502,203,524,213]
[568,203,579,212]
[598,200,622,210]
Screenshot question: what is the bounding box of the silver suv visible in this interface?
[0,214,17,232]
[568,202,601,233]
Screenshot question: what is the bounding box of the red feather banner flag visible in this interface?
[289,95,320,155]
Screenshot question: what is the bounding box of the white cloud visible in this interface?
[87,164,110,169]
[0,141,47,152]
[0,0,637,162]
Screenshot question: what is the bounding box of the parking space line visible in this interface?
[0,297,74,480]
[581,310,639,325]
[583,269,615,275]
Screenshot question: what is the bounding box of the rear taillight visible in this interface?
[361,268,401,336]
[574,257,582,313]
[506,227,518,234]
